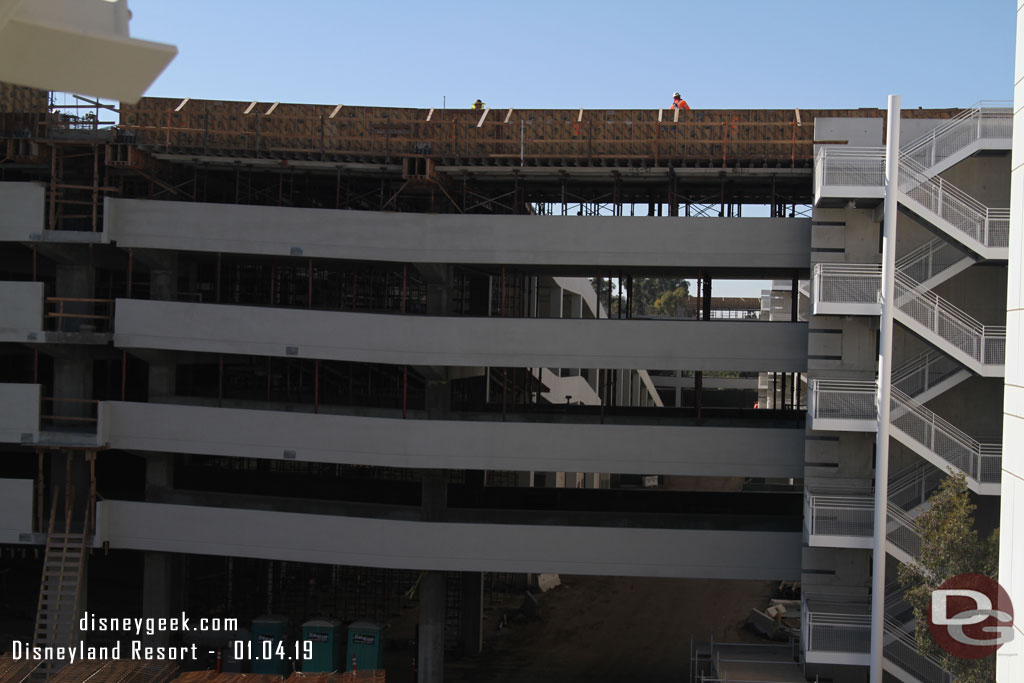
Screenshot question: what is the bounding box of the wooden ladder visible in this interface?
[32,489,91,678]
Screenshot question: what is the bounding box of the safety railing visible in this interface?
[890,386,1002,485]
[888,461,944,513]
[812,263,882,307]
[805,489,874,540]
[807,379,1001,486]
[814,146,886,199]
[894,270,1005,366]
[887,502,923,561]
[44,297,114,333]
[895,238,970,286]
[901,101,1012,173]
[891,350,965,400]
[812,263,1004,367]
[39,397,100,432]
[885,582,913,621]
[809,378,876,421]
[899,156,1010,250]
[805,610,871,654]
[883,616,953,683]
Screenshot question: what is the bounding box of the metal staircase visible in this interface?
[889,386,1001,495]
[898,156,1009,260]
[883,616,953,683]
[896,238,974,291]
[33,491,91,677]
[901,101,1012,179]
[808,102,1009,683]
[897,103,1011,260]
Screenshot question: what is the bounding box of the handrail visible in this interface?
[814,146,886,189]
[883,616,953,683]
[891,349,965,399]
[807,378,1002,485]
[895,238,969,285]
[894,270,1005,365]
[814,262,1006,367]
[891,386,1001,484]
[805,609,870,654]
[899,156,1010,249]
[901,101,1012,170]
[888,460,943,512]
[805,489,874,539]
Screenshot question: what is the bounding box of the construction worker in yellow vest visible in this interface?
[472,99,485,110]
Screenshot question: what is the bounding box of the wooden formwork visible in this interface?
[0,83,47,138]
[0,83,47,113]
[0,654,39,683]
[118,97,962,167]
[41,659,178,683]
[285,672,385,682]
[173,673,282,683]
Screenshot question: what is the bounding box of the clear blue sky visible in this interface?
[125,0,1016,297]
[130,0,1014,110]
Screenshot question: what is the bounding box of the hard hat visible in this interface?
[673,92,681,97]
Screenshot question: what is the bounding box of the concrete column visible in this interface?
[548,286,563,319]
[427,283,450,316]
[422,471,446,522]
[460,572,483,657]
[417,571,446,683]
[425,380,451,419]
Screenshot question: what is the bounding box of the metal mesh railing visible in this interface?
[894,270,1005,366]
[813,263,882,305]
[891,350,964,399]
[900,156,1010,249]
[812,263,1004,367]
[896,238,969,285]
[890,386,1002,485]
[901,101,1012,172]
[888,461,944,513]
[806,490,874,538]
[805,611,871,654]
[810,378,876,421]
[883,616,954,683]
[886,502,923,560]
[807,380,1001,486]
[814,146,886,195]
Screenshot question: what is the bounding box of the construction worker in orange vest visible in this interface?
[671,92,690,110]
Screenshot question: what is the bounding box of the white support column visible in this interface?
[870,94,900,683]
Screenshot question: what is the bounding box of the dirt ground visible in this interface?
[444,575,776,683]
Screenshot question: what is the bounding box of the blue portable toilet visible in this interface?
[251,615,290,675]
[301,618,343,672]
[345,620,383,671]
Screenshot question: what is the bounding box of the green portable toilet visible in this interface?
[301,618,343,672]
[345,620,383,671]
[251,615,290,675]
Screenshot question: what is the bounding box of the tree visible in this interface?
[652,286,689,317]
[897,472,1000,683]
[589,277,689,317]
